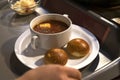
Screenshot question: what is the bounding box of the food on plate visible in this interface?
[112,17,120,24]
[66,38,90,58]
[33,20,69,34]
[44,48,68,65]
[11,0,38,15]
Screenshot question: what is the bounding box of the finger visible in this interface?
[60,74,81,80]
[63,67,81,80]
[68,77,81,80]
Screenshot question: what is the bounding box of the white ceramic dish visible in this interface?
[14,24,99,69]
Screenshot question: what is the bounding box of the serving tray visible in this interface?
[42,0,120,80]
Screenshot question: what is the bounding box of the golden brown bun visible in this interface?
[66,38,90,58]
[44,48,68,65]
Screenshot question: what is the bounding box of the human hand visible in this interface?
[16,64,81,80]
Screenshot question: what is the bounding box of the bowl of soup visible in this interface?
[30,14,72,50]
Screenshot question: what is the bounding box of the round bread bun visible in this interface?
[66,38,90,58]
[44,48,68,65]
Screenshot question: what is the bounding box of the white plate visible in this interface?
[14,24,99,69]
